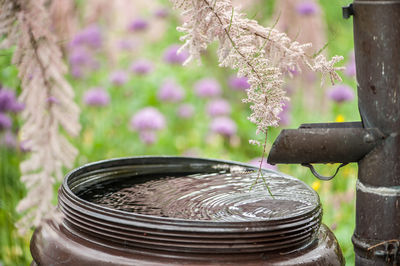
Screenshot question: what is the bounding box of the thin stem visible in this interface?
[257,130,268,178]
[249,131,274,197]
[227,7,234,33]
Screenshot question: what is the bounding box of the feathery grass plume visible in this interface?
[170,0,343,185]
[49,0,79,51]
[0,0,81,234]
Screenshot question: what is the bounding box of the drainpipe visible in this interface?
[268,1,400,264]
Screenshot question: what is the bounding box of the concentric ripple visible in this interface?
[78,171,318,222]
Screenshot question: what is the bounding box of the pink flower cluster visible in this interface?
[194,78,238,138]
[83,88,110,107]
[68,25,103,79]
[0,86,25,150]
[130,107,166,145]
[327,84,355,103]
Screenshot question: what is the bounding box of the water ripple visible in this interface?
[79,171,318,222]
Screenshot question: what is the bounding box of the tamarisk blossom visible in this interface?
[0,0,81,234]
[170,0,342,135]
[170,0,343,184]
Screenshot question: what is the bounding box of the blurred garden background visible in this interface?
[0,0,358,265]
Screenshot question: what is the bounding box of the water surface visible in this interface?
[77,171,318,222]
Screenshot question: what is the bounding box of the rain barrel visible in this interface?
[30,156,344,265]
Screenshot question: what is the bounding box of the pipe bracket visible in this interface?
[343,3,354,19]
[301,163,349,181]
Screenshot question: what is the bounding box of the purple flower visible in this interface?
[163,45,189,65]
[0,113,12,130]
[19,139,31,153]
[248,157,277,171]
[130,59,154,75]
[0,89,23,112]
[11,102,24,112]
[206,99,231,117]
[278,112,291,126]
[288,66,299,76]
[83,88,110,106]
[228,76,250,91]
[177,103,195,118]
[117,39,134,51]
[194,78,222,98]
[2,131,16,148]
[47,96,60,104]
[296,2,318,15]
[0,89,14,112]
[345,53,356,77]
[139,131,156,145]
[278,101,291,126]
[128,18,149,32]
[69,47,91,66]
[345,61,356,77]
[130,107,166,131]
[154,8,169,18]
[70,25,102,49]
[210,116,237,137]
[158,80,185,102]
[110,70,128,86]
[70,66,83,79]
[327,84,355,103]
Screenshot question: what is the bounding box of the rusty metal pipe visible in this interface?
[352,0,400,264]
[268,123,382,164]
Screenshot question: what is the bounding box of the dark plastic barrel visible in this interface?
[30,156,344,265]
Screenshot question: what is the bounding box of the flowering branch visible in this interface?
[171,0,342,131]
[0,0,81,234]
[170,0,343,188]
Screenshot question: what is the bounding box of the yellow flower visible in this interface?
[335,115,345,122]
[311,181,321,191]
[83,130,93,144]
